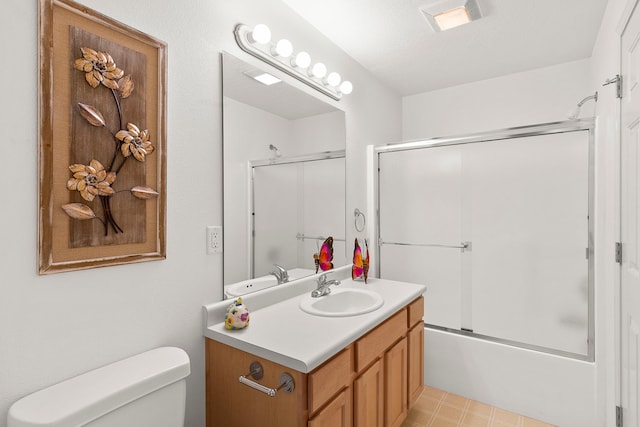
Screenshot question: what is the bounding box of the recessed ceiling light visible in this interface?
[243,70,282,86]
[434,7,471,31]
[420,0,483,32]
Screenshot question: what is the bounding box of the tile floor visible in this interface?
[401,386,556,427]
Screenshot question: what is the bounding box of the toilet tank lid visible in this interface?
[7,346,190,427]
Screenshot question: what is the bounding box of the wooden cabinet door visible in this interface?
[354,358,384,427]
[385,338,407,427]
[308,347,352,415]
[407,323,424,406]
[308,388,352,427]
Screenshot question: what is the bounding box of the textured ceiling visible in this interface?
[282,0,609,96]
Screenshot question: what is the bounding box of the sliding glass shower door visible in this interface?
[377,121,593,359]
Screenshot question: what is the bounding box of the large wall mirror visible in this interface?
[222,51,347,298]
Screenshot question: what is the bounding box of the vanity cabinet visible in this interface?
[206,338,308,427]
[205,296,424,427]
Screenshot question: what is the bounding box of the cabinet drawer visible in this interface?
[407,296,424,328]
[309,346,353,414]
[355,309,406,372]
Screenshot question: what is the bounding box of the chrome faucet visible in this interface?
[270,264,289,284]
[311,273,341,298]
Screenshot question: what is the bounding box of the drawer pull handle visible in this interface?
[238,361,295,397]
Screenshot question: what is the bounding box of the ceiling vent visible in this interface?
[420,0,483,32]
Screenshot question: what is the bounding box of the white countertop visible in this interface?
[203,266,426,373]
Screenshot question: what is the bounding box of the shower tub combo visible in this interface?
[367,119,597,427]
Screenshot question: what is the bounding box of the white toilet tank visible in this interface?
[7,347,190,427]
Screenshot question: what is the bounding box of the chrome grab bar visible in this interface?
[380,239,472,252]
[238,361,295,397]
[296,233,345,242]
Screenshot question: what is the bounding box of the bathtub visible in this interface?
[424,327,598,427]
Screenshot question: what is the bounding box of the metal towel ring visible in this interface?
[354,208,366,232]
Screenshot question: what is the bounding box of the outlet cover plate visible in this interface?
[207,225,222,254]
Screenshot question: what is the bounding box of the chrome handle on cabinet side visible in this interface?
[238,361,295,397]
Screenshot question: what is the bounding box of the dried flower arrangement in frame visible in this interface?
[38,0,167,274]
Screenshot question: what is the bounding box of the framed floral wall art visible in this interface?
[38,0,167,274]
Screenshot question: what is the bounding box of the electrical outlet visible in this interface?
[206,226,222,254]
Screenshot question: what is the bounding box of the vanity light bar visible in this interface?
[234,23,352,101]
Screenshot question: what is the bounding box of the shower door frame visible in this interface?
[248,149,345,279]
[368,118,595,361]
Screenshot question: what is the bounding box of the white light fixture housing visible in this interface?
[234,23,351,100]
[420,0,483,32]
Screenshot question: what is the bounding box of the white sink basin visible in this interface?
[299,288,384,317]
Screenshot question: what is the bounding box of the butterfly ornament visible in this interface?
[352,238,370,283]
[313,236,334,273]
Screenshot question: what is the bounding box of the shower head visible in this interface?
[268,144,281,159]
[568,91,598,119]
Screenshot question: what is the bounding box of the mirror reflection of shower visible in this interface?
[221,51,347,290]
[250,150,346,280]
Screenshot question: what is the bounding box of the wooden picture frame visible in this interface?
[38,0,167,274]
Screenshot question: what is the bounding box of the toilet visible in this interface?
[7,347,190,427]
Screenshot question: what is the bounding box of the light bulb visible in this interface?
[248,24,271,44]
[291,51,311,69]
[325,72,341,87]
[310,62,327,79]
[272,39,293,58]
[339,80,353,95]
